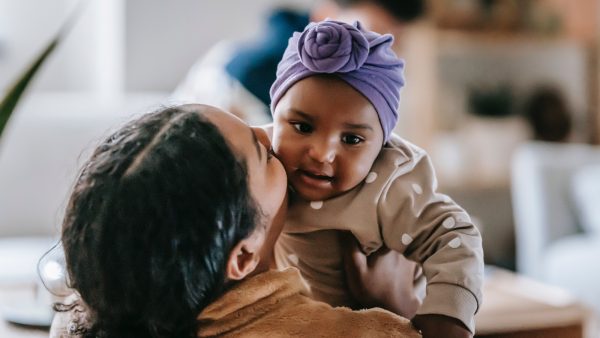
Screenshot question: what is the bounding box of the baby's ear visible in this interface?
[226,230,265,280]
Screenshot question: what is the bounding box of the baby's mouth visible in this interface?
[298,169,334,182]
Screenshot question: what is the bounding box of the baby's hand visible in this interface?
[341,232,421,318]
[412,314,472,338]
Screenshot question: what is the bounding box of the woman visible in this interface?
[51,104,420,337]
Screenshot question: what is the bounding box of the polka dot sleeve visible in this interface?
[377,140,484,333]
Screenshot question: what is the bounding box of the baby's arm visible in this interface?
[378,142,483,336]
[343,234,471,338]
[341,232,421,319]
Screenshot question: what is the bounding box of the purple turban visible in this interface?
[269,20,405,141]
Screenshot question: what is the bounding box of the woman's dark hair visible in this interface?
[59,106,259,337]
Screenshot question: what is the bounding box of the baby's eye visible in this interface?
[342,134,364,145]
[291,122,313,134]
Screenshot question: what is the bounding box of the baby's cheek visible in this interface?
[270,122,286,150]
[273,138,297,165]
[274,150,295,176]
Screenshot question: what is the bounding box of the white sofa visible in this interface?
[511,141,600,314]
[0,92,166,283]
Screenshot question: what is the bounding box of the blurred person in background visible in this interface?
[523,87,572,142]
[171,0,426,125]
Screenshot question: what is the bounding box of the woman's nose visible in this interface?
[251,126,272,149]
[308,140,335,163]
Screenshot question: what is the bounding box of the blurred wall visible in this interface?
[437,36,589,138]
[0,0,315,94]
[0,0,85,91]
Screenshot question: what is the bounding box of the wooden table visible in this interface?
[475,267,597,338]
[1,266,597,338]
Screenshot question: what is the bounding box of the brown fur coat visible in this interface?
[197,268,421,337]
[49,268,420,337]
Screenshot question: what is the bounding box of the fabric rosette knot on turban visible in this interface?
[297,20,369,73]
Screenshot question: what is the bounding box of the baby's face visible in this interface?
[272,75,383,201]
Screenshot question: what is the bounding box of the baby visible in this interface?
[268,20,484,336]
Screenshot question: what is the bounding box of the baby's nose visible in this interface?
[308,140,336,164]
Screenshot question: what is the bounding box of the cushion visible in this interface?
[543,234,600,312]
[571,164,600,234]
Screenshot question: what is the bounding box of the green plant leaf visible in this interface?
[0,38,59,137]
[0,2,83,141]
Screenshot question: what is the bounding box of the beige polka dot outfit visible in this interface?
[275,134,484,332]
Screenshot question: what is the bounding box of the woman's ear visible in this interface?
[226,230,265,280]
